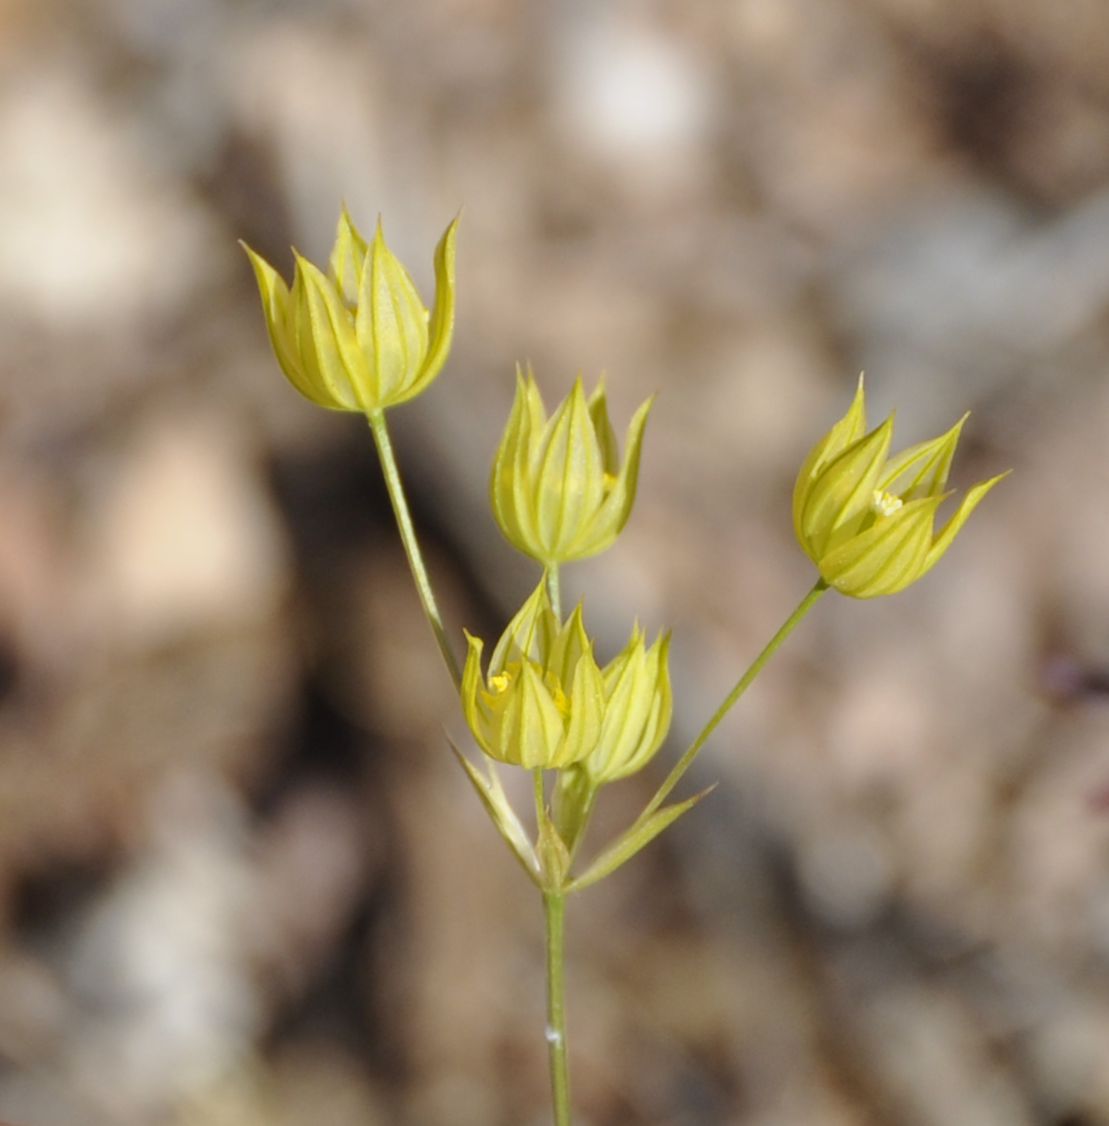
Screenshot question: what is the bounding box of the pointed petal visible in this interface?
[294,254,369,411]
[612,631,673,781]
[513,368,548,553]
[557,648,604,768]
[409,214,459,399]
[288,264,332,406]
[490,369,535,556]
[592,630,672,783]
[522,365,547,432]
[587,378,620,475]
[358,220,430,406]
[878,413,968,501]
[489,580,553,675]
[923,471,1010,573]
[241,242,323,405]
[793,374,868,541]
[573,393,653,561]
[460,631,493,755]
[533,379,605,558]
[328,205,370,306]
[545,601,590,685]
[819,494,942,598]
[799,415,894,558]
[591,634,648,781]
[513,662,568,769]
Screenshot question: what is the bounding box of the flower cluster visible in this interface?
[244,208,1008,895]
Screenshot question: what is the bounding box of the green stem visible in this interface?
[534,767,546,820]
[537,767,572,1124]
[545,564,561,620]
[367,410,462,690]
[642,579,828,820]
[543,891,572,1126]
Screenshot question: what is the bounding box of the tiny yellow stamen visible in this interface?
[871,489,903,517]
[489,672,511,694]
[551,684,571,717]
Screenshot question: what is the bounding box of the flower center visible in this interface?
[871,489,903,517]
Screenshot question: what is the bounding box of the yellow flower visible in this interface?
[793,376,1008,598]
[490,367,653,566]
[462,582,605,770]
[241,208,457,414]
[462,583,672,780]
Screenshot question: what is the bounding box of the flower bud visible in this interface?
[241,208,457,415]
[582,626,672,784]
[490,368,652,566]
[793,376,1008,598]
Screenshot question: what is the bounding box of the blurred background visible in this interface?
[0,0,1107,1123]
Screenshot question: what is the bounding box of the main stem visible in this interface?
[543,891,572,1126]
[643,579,829,819]
[368,410,462,690]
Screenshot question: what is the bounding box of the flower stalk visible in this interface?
[641,579,828,821]
[368,410,462,689]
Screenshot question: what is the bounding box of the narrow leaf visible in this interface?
[567,785,715,893]
[448,738,541,886]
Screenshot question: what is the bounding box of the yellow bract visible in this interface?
[792,376,1008,598]
[461,582,671,778]
[241,208,457,415]
[490,368,653,566]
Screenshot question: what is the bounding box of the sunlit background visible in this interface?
[1,1,1107,1123]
